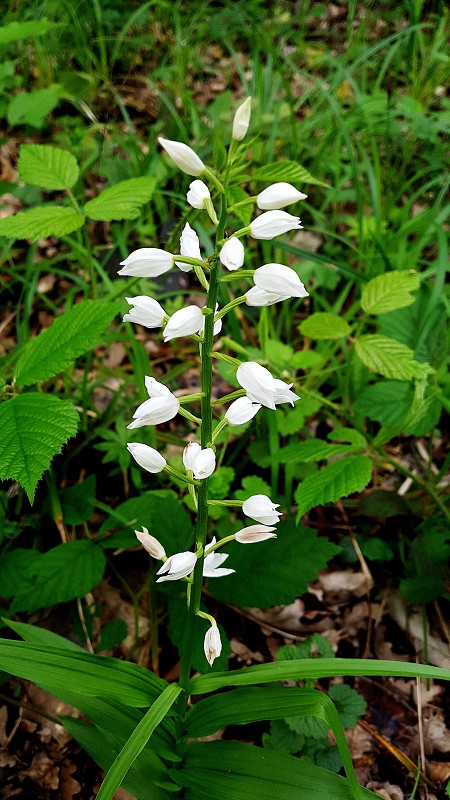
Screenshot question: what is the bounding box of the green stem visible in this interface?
[178,192,227,692]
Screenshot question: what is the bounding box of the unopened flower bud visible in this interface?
[257,182,307,210]
[249,210,302,240]
[163,306,204,342]
[158,137,205,176]
[225,396,261,425]
[135,527,166,559]
[175,222,201,272]
[235,524,278,543]
[123,296,167,327]
[242,495,281,525]
[204,624,222,666]
[220,237,245,271]
[232,97,252,141]
[245,286,289,307]
[118,248,173,278]
[183,442,216,479]
[127,443,166,473]
[186,180,211,209]
[254,263,308,298]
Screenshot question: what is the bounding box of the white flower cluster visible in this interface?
[118,97,309,666]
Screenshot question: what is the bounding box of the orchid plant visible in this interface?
[119,98,307,675]
[1,97,449,800]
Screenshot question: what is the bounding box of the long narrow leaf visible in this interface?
[189,657,450,694]
[175,740,379,800]
[185,687,360,798]
[0,641,165,706]
[96,683,182,800]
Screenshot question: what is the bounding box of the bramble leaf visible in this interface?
[0,206,84,239]
[18,144,79,190]
[84,177,156,221]
[361,271,420,315]
[295,456,372,519]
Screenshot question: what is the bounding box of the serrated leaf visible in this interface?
[295,456,372,519]
[300,313,351,340]
[354,335,432,380]
[266,719,305,754]
[0,394,78,502]
[15,299,119,385]
[361,271,420,315]
[328,427,366,447]
[0,19,58,44]
[84,177,156,221]
[0,206,85,240]
[328,684,367,728]
[208,520,340,607]
[252,160,326,187]
[7,86,60,128]
[11,539,106,613]
[18,144,79,191]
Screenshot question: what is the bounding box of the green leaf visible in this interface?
[265,719,305,754]
[0,206,85,240]
[295,456,372,519]
[252,160,327,187]
[84,177,156,221]
[186,687,332,739]
[11,539,106,613]
[0,640,166,706]
[177,741,378,800]
[0,549,42,599]
[361,271,420,315]
[18,144,80,191]
[354,335,432,380]
[59,475,96,525]
[358,489,410,518]
[7,86,60,128]
[260,439,361,466]
[352,381,440,434]
[378,286,447,367]
[95,619,127,653]
[299,313,351,340]
[96,683,182,800]
[64,717,172,800]
[234,475,272,501]
[98,490,193,553]
[0,19,58,44]
[189,658,450,696]
[0,394,78,502]
[15,299,119,385]
[208,521,340,607]
[328,684,367,728]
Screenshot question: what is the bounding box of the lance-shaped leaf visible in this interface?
[18,144,79,191]
[0,640,166,706]
[84,177,156,221]
[185,686,361,798]
[176,740,378,800]
[0,18,58,44]
[361,271,420,315]
[96,683,182,800]
[0,206,85,240]
[15,299,119,385]
[0,394,78,502]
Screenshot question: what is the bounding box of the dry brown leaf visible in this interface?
[230,639,264,664]
[366,783,404,800]
[60,758,82,800]
[428,760,450,782]
[387,593,450,669]
[318,569,368,600]
[22,751,60,790]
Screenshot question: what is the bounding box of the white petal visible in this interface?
[158,137,205,176]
